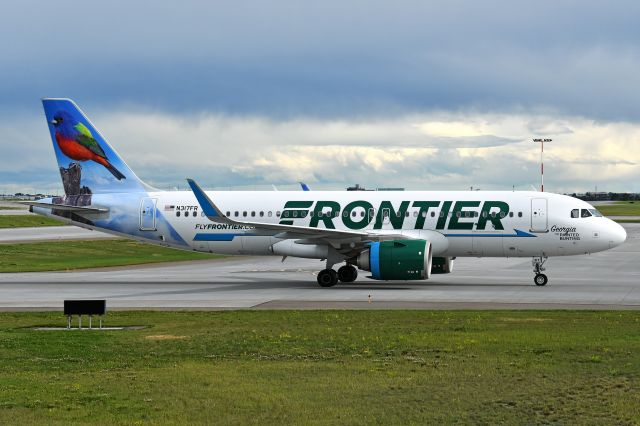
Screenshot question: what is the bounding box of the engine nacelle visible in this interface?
[356,239,432,280]
[431,256,454,274]
[270,240,329,259]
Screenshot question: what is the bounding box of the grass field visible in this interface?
[0,215,64,228]
[596,201,640,216]
[0,239,222,272]
[0,310,638,424]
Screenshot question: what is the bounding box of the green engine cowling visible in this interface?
[431,257,454,274]
[356,240,432,280]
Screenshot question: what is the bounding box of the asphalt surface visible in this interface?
[0,226,115,243]
[0,224,638,310]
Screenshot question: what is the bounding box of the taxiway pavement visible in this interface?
[0,226,115,243]
[0,224,638,310]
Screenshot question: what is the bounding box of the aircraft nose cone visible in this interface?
[609,221,627,248]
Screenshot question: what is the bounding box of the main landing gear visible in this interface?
[317,265,358,287]
[532,256,548,286]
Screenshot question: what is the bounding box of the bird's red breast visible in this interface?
[55,132,116,173]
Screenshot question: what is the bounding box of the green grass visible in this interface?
[0,310,638,424]
[0,206,23,210]
[0,215,65,228]
[614,219,640,223]
[597,201,640,216]
[0,239,222,272]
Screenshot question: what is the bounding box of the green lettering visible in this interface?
[477,201,509,230]
[436,201,452,229]
[342,200,374,230]
[374,201,409,229]
[448,201,480,230]
[412,201,440,229]
[309,201,341,229]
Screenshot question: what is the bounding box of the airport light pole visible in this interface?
[533,138,552,192]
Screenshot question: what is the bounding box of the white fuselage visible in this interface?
[38,190,625,260]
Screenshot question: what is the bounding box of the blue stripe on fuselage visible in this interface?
[444,229,536,238]
[193,233,255,241]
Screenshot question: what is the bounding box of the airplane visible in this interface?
[26,98,627,287]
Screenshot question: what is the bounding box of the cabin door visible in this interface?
[140,198,157,231]
[530,198,548,232]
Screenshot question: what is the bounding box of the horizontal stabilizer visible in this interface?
[19,201,109,213]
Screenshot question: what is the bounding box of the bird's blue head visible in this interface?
[50,110,79,138]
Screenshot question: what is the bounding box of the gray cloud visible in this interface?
[1,1,640,120]
[2,2,640,193]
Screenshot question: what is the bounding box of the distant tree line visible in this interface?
[568,192,640,201]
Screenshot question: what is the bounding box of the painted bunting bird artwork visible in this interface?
[50,111,126,180]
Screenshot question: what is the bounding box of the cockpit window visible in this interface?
[581,209,592,218]
[571,209,579,218]
[589,209,603,217]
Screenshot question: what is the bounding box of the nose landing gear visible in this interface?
[532,256,548,286]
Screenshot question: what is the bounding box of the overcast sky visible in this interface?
[1,1,639,193]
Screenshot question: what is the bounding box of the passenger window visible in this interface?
[413,211,418,217]
[276,211,281,217]
[176,211,181,217]
[268,211,272,217]
[234,211,239,217]
[405,211,409,217]
[509,212,513,217]
[431,212,436,217]
[259,211,264,217]
[581,209,592,218]
[343,211,348,217]
[226,211,230,217]
[518,212,522,217]
[352,211,356,217]
[251,211,256,217]
[243,211,247,217]
[571,209,579,218]
[360,211,364,217]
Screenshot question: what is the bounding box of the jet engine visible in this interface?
[356,240,432,280]
[431,256,454,274]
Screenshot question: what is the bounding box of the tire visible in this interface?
[534,273,548,286]
[337,265,358,283]
[317,269,339,287]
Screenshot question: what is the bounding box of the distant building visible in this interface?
[346,184,405,191]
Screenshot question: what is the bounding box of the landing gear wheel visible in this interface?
[317,269,339,287]
[534,273,548,286]
[337,265,358,283]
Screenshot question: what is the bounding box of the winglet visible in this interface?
[186,179,224,221]
[300,182,310,191]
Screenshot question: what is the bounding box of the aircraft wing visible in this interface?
[187,179,400,243]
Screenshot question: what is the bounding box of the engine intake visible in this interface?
[356,239,432,280]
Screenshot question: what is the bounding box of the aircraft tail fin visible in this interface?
[42,98,149,195]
